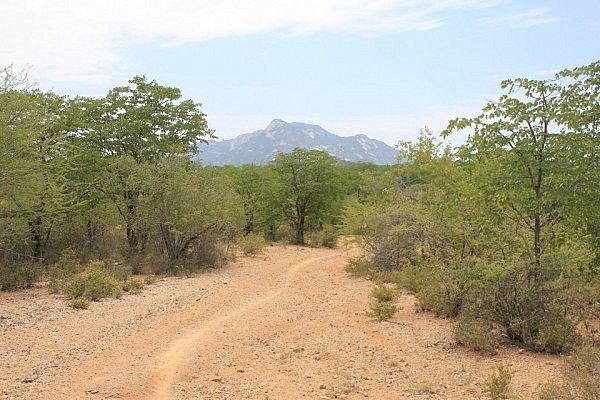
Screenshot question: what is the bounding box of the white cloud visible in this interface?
[485,8,557,29]
[0,0,498,84]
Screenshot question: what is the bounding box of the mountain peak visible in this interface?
[196,120,398,166]
[266,119,287,131]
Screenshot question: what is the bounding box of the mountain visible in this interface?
[194,119,398,166]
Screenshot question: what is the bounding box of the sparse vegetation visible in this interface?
[539,343,600,400]
[408,381,436,395]
[485,365,513,400]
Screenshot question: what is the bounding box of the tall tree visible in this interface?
[85,76,213,251]
[273,148,341,244]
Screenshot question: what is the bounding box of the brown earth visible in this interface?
[0,244,566,399]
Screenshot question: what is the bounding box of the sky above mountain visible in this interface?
[2,0,599,146]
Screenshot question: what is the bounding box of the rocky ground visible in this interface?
[0,244,565,399]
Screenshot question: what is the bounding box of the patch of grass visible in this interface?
[122,278,144,294]
[408,381,436,395]
[369,301,398,321]
[370,285,397,302]
[144,275,157,285]
[238,233,267,256]
[485,364,513,400]
[68,297,89,310]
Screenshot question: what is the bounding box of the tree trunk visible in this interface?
[29,216,43,260]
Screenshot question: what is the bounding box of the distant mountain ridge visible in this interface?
[194,119,398,166]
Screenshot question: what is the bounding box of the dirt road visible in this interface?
[1,245,564,399]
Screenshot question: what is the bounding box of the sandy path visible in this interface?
[0,245,565,399]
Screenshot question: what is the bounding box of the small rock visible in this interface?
[211,377,223,383]
[319,384,327,389]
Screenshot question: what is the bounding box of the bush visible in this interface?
[144,275,157,285]
[66,260,123,301]
[0,263,39,290]
[48,249,81,293]
[238,233,266,256]
[455,317,497,354]
[485,364,513,400]
[346,256,376,278]
[369,301,398,321]
[122,278,144,294]
[370,285,397,302]
[68,298,89,309]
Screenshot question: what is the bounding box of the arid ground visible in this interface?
[1,245,566,399]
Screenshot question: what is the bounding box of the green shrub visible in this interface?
[66,260,123,301]
[370,285,397,302]
[68,298,89,309]
[455,317,497,354]
[122,278,144,294]
[238,233,267,256]
[345,256,375,278]
[369,301,398,321]
[48,248,81,294]
[485,365,513,400]
[0,263,39,290]
[144,275,157,285]
[388,266,422,293]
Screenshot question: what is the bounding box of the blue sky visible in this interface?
[2,0,599,145]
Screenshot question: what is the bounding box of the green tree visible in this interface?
[147,159,243,264]
[85,76,213,251]
[272,148,341,244]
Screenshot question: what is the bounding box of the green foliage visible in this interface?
[122,278,145,294]
[369,301,398,321]
[455,318,497,354]
[370,285,397,302]
[0,263,39,290]
[485,365,513,400]
[48,248,81,293]
[68,298,90,310]
[345,256,376,278]
[306,225,338,248]
[273,148,342,244]
[346,61,600,354]
[238,233,267,256]
[65,260,123,301]
[144,275,157,285]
